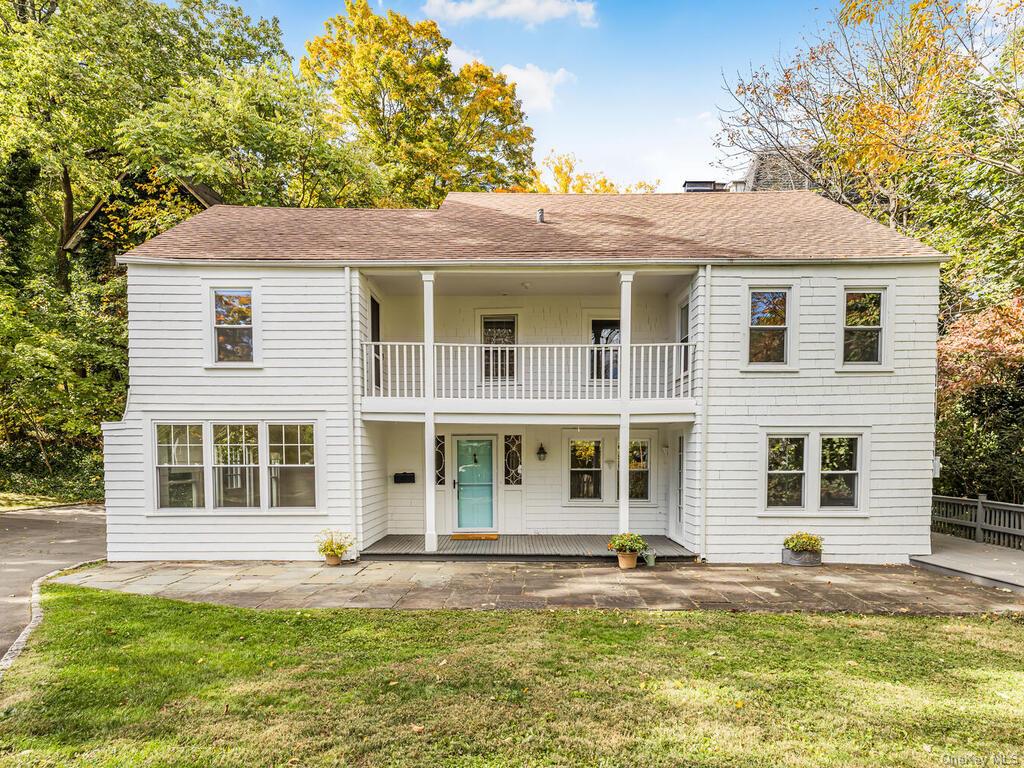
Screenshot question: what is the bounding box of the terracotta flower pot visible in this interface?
[616,552,638,570]
[324,554,342,567]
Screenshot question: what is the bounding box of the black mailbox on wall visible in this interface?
[393,472,416,484]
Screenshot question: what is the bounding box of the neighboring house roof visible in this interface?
[120,190,945,264]
[743,148,814,192]
[64,176,222,252]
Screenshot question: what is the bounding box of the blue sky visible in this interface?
[237,0,837,191]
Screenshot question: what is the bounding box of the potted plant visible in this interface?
[782,532,823,566]
[608,533,647,570]
[317,529,356,566]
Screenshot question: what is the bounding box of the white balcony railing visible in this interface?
[361,342,696,400]
[362,342,425,398]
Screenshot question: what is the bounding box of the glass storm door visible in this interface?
[456,438,494,529]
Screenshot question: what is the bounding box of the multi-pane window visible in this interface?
[843,291,883,363]
[213,424,260,508]
[482,315,516,379]
[748,290,788,364]
[616,439,651,501]
[820,436,859,507]
[156,425,205,508]
[214,289,254,362]
[590,319,620,380]
[504,434,523,486]
[435,435,446,486]
[766,436,805,507]
[569,439,602,500]
[268,424,316,508]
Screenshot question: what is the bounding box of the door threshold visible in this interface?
[451,533,499,541]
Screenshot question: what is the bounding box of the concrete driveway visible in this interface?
[1,504,106,655]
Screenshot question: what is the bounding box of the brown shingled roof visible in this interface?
[120,190,945,263]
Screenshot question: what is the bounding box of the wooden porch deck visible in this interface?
[361,534,696,562]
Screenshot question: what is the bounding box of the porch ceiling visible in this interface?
[362,269,694,297]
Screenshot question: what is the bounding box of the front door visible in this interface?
[456,438,495,530]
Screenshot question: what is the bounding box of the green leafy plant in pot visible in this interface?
[608,533,647,570]
[317,529,356,566]
[782,532,822,566]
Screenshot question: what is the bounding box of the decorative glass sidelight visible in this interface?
[504,434,523,486]
[435,435,446,486]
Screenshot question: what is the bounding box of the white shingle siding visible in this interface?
[103,263,357,561]
[103,258,939,564]
[699,263,938,563]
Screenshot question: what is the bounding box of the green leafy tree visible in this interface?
[302,0,534,207]
[119,63,383,208]
[0,147,39,289]
[0,0,284,289]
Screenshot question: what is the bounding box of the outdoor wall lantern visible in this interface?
[536,443,548,462]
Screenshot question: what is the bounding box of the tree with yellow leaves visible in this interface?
[511,151,659,194]
[302,0,534,208]
[719,0,1024,309]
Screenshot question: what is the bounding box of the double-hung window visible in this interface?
[155,421,317,511]
[213,289,254,363]
[213,424,260,508]
[268,424,317,508]
[843,290,883,364]
[820,436,859,507]
[569,439,602,500]
[615,439,651,501]
[156,425,205,509]
[766,436,805,508]
[748,289,789,364]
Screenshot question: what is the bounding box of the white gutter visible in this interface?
[117,254,949,267]
[699,264,712,562]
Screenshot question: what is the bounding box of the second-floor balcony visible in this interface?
[362,342,696,401]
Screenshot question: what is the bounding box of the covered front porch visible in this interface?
[361,533,696,561]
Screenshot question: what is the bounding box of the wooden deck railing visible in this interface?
[932,494,1024,550]
[361,342,697,400]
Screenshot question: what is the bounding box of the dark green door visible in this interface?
[456,438,494,529]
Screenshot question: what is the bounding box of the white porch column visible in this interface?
[618,271,634,534]
[422,271,437,551]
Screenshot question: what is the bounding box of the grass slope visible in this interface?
[1,585,1023,766]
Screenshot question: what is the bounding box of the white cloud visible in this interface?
[423,0,597,27]
[447,43,483,70]
[500,63,576,112]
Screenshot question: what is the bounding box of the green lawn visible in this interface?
[0,492,68,511]
[1,586,1023,767]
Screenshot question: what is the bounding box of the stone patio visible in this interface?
[52,559,1024,614]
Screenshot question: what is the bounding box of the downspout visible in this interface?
[699,264,712,562]
[344,267,361,549]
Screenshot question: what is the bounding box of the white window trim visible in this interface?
[740,282,800,373]
[203,281,262,369]
[614,436,657,506]
[819,433,862,511]
[756,427,871,518]
[562,431,612,507]
[560,428,659,508]
[835,281,895,373]
[478,312,519,383]
[762,431,808,513]
[146,414,325,517]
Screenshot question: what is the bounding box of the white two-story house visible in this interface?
[102,191,943,563]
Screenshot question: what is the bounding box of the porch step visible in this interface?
[361,534,697,563]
